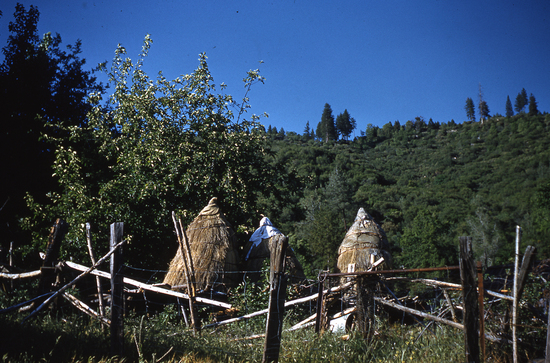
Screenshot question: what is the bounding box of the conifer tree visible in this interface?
[529,93,539,116]
[336,109,356,140]
[515,88,528,113]
[465,97,475,121]
[505,95,514,117]
[320,103,337,142]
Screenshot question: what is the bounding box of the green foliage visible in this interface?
[23,36,268,269]
[396,208,456,269]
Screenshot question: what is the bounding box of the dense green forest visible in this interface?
[1,4,549,280]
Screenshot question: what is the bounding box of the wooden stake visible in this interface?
[315,279,325,334]
[110,222,124,357]
[513,226,520,363]
[460,236,479,363]
[262,234,289,363]
[86,223,105,318]
[64,261,231,309]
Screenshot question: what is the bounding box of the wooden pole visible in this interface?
[65,261,230,309]
[477,261,485,362]
[460,236,479,363]
[546,296,550,363]
[262,234,289,363]
[172,212,199,332]
[110,222,124,357]
[516,245,535,300]
[513,226,520,363]
[39,219,68,299]
[86,223,105,318]
[62,292,111,327]
[23,240,125,322]
[314,279,325,334]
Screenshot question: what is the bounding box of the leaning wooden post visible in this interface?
[110,222,124,357]
[262,234,289,363]
[172,212,199,333]
[86,223,105,318]
[356,275,376,339]
[512,226,520,363]
[39,219,68,295]
[546,294,550,363]
[460,236,479,363]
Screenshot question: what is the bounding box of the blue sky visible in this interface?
[1,0,549,136]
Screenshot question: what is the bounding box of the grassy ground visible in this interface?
[0,306,476,363]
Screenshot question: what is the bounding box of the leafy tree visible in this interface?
[465,97,475,121]
[295,168,353,273]
[0,3,103,249]
[24,36,268,268]
[505,95,514,117]
[335,109,356,140]
[396,208,455,269]
[529,93,539,116]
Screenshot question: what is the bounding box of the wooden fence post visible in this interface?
[477,261,485,362]
[513,226,520,363]
[38,219,68,306]
[460,236,479,363]
[356,275,376,339]
[110,222,124,357]
[262,234,289,363]
[315,279,325,334]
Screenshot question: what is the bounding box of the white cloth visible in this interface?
[246,217,283,260]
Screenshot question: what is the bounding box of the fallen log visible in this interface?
[64,261,231,309]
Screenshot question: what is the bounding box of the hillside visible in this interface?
[260,113,550,276]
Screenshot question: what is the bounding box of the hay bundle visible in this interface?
[163,198,240,291]
[243,217,306,282]
[337,208,392,273]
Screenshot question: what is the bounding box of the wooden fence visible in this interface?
[1,219,547,362]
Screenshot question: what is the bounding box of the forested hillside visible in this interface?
[260,114,550,277]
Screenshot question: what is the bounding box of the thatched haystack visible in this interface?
[163,198,240,291]
[337,208,392,273]
[243,217,306,282]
